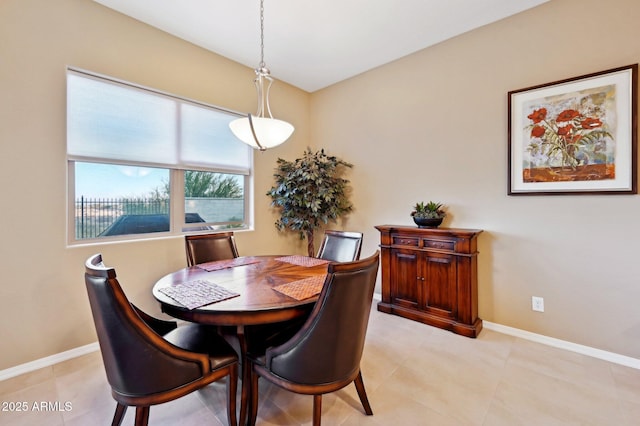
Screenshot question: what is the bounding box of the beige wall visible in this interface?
[0,0,310,370]
[2,0,640,371]
[310,0,640,358]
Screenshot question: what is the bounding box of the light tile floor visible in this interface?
[1,307,639,425]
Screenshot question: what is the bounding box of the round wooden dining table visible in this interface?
[152,255,329,325]
[152,255,330,425]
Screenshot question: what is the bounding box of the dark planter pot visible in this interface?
[412,216,444,228]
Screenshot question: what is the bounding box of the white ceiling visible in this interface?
[93,0,549,93]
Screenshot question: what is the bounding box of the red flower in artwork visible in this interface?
[557,124,574,136]
[581,117,603,129]
[527,108,547,124]
[556,109,580,122]
[530,125,545,137]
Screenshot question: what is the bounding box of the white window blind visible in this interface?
[180,103,251,172]
[67,69,251,174]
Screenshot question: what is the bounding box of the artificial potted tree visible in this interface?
[267,148,353,256]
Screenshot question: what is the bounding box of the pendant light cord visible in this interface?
[259,0,266,71]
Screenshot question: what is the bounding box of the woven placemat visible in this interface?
[275,255,330,267]
[273,275,327,300]
[197,257,261,272]
[158,280,239,309]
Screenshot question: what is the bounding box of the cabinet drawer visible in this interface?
[423,239,455,251]
[392,236,419,247]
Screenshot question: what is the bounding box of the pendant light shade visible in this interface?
[229,0,294,151]
[229,114,294,150]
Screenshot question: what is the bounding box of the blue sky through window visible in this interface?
[75,162,168,199]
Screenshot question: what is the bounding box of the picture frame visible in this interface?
[508,64,637,195]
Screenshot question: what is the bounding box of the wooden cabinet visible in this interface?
[376,225,483,338]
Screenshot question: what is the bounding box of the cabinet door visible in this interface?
[389,248,420,309]
[422,251,457,318]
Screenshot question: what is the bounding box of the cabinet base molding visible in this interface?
[377,302,483,338]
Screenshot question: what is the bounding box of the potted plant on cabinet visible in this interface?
[411,201,446,228]
[267,148,353,256]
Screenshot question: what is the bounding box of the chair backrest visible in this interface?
[316,230,363,263]
[84,254,204,398]
[185,232,239,267]
[265,251,380,385]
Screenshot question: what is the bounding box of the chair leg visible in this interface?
[312,394,322,426]
[111,403,127,426]
[249,365,260,426]
[353,370,373,415]
[227,364,238,426]
[134,406,150,426]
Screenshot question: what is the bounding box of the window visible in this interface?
[67,69,252,243]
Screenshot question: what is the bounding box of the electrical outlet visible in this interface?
[532,296,544,312]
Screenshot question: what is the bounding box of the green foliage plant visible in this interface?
[411,201,445,219]
[267,148,353,256]
[152,171,243,199]
[184,171,243,198]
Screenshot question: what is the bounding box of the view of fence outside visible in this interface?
[75,196,244,239]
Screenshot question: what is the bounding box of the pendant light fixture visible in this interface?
[229,0,294,151]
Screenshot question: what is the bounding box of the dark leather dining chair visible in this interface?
[247,251,380,426]
[84,254,239,426]
[316,230,363,262]
[185,231,239,267]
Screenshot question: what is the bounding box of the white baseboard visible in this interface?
[373,292,640,370]
[0,342,99,382]
[483,321,640,370]
[2,308,639,382]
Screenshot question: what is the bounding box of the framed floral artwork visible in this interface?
[508,64,637,195]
